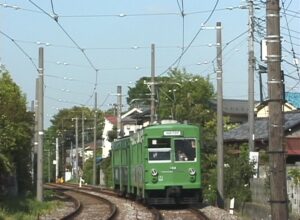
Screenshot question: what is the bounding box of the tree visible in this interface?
[0,67,34,194]
[224,145,255,207]
[127,68,215,124]
[45,106,105,182]
[107,125,118,142]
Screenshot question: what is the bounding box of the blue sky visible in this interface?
[0,0,299,128]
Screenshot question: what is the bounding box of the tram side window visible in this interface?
[175,139,196,161]
[148,138,171,161]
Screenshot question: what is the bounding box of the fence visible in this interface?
[287,178,300,215]
[250,177,300,215]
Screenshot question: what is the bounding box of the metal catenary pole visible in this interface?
[216,22,224,209]
[92,92,97,185]
[266,0,288,219]
[37,47,44,201]
[117,86,122,137]
[248,0,255,152]
[150,43,155,124]
[75,117,79,179]
[82,111,85,169]
[55,137,59,180]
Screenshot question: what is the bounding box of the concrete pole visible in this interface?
[48,150,50,183]
[117,86,122,137]
[75,117,79,179]
[82,111,85,169]
[216,22,224,209]
[248,0,255,152]
[37,47,44,201]
[150,43,155,124]
[266,0,288,218]
[55,137,59,180]
[93,92,97,185]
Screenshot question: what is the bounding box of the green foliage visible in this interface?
[45,106,105,182]
[288,168,300,186]
[50,106,105,146]
[0,190,62,219]
[202,146,255,206]
[83,157,93,184]
[224,145,255,207]
[127,76,154,108]
[107,125,118,142]
[202,156,218,204]
[0,68,34,195]
[101,157,112,187]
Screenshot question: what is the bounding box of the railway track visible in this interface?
[45,183,117,220]
[48,183,211,220]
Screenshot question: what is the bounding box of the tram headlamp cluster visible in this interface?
[151,169,158,183]
[189,168,196,182]
[189,168,196,176]
[151,169,158,176]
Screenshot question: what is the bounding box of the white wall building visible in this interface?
[101,108,143,158]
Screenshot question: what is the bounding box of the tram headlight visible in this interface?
[189,168,196,182]
[151,169,158,176]
[189,168,196,176]
[151,169,158,183]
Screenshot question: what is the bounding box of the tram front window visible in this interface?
[148,138,171,162]
[175,139,196,162]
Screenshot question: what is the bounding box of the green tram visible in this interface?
[111,122,202,205]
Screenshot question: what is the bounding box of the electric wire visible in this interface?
[158,0,220,76]
[281,0,300,78]
[0,30,38,71]
[28,0,99,105]
[175,0,185,67]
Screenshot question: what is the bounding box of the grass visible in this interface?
[0,190,62,220]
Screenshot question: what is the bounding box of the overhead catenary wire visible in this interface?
[158,0,220,76]
[0,30,38,71]
[282,0,300,78]
[28,0,99,105]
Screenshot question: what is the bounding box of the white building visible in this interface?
[101,108,143,158]
[101,115,117,158]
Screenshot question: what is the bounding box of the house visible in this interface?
[255,100,296,118]
[210,99,259,124]
[224,111,300,164]
[121,108,143,136]
[101,115,117,158]
[101,108,143,158]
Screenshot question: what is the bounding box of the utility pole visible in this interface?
[266,0,288,219]
[55,137,59,181]
[33,80,38,189]
[117,86,122,137]
[47,149,51,183]
[248,0,255,152]
[150,43,155,124]
[75,117,79,179]
[81,111,85,169]
[37,47,44,201]
[216,22,224,209]
[31,100,35,185]
[92,92,97,185]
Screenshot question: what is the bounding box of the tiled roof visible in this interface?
[224,111,300,142]
[210,99,259,115]
[105,115,117,125]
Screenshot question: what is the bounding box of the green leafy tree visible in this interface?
[107,125,118,142]
[101,157,112,187]
[0,67,34,194]
[288,168,300,186]
[45,106,105,182]
[224,145,255,207]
